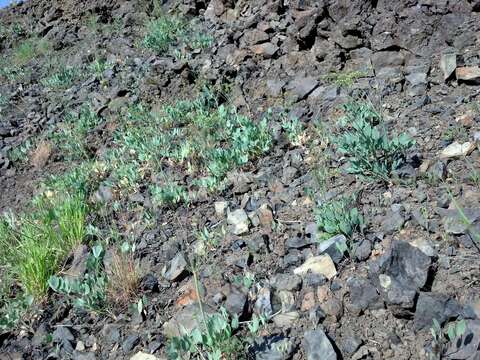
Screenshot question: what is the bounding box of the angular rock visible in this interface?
[255,287,273,316]
[442,208,480,235]
[130,352,158,360]
[440,52,456,80]
[346,277,381,314]
[286,77,319,101]
[456,66,480,82]
[227,209,250,235]
[271,273,302,291]
[369,241,431,310]
[163,304,212,338]
[414,292,462,330]
[382,211,405,234]
[225,288,247,317]
[303,329,337,360]
[273,311,299,328]
[317,234,347,264]
[251,43,278,59]
[440,141,475,159]
[122,334,140,353]
[251,335,294,360]
[294,255,337,280]
[163,253,188,281]
[355,239,372,262]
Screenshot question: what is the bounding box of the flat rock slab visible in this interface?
[294,254,337,280]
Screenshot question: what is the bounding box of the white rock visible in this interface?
[293,254,337,279]
[439,141,475,159]
[130,352,158,360]
[227,208,250,235]
[214,201,228,217]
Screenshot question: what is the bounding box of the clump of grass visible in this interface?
[143,15,186,54]
[106,242,140,309]
[336,102,415,181]
[0,193,88,299]
[49,242,140,312]
[48,105,102,160]
[12,38,50,66]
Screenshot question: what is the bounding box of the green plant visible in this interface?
[190,33,214,49]
[41,65,82,89]
[150,183,189,207]
[49,244,106,311]
[336,102,415,181]
[88,58,111,78]
[232,272,255,290]
[167,266,267,360]
[430,319,467,359]
[12,38,50,66]
[315,196,364,239]
[102,89,272,200]
[282,117,304,146]
[323,70,366,87]
[142,15,186,54]
[8,139,34,165]
[0,294,33,333]
[49,105,102,160]
[0,193,88,299]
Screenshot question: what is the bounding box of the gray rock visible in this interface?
[317,234,347,264]
[102,324,121,344]
[341,335,363,355]
[163,253,188,281]
[122,334,140,353]
[286,77,319,101]
[369,241,431,310]
[303,329,337,360]
[440,52,457,80]
[442,208,480,235]
[382,211,405,234]
[355,239,372,261]
[163,304,213,338]
[429,160,447,180]
[254,287,273,316]
[271,273,302,291]
[273,311,299,328]
[252,335,294,360]
[227,209,250,235]
[346,277,381,314]
[414,292,462,331]
[286,234,311,249]
[53,326,75,343]
[225,288,247,317]
[266,79,286,97]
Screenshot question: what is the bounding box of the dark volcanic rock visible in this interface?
[303,329,337,360]
[369,241,431,311]
[414,292,462,331]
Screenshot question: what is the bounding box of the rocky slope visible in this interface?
[1,0,480,359]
